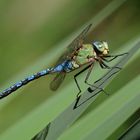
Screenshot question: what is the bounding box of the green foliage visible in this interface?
[0,0,140,140]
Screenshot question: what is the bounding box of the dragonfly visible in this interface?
[0,24,127,99]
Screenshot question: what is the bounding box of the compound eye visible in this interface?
[93,41,106,52]
[98,44,103,49]
[97,44,104,52]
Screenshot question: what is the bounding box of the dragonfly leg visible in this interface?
[94,60,122,84]
[99,61,111,69]
[99,60,122,70]
[84,64,109,95]
[74,64,92,98]
[103,52,128,62]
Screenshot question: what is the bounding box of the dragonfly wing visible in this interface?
[50,72,66,91]
[55,24,92,66]
[67,23,92,53]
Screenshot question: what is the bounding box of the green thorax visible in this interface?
[75,44,95,65]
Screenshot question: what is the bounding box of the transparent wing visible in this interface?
[55,24,92,66]
[50,72,66,91]
[50,24,92,91]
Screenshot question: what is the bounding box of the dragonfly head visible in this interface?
[92,41,109,56]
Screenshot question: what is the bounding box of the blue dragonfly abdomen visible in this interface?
[0,61,73,99]
[0,50,95,99]
[0,69,50,99]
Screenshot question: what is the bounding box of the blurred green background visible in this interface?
[0,0,140,139]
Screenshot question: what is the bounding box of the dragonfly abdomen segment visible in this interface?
[0,69,52,99]
[53,60,74,73]
[0,61,74,99]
